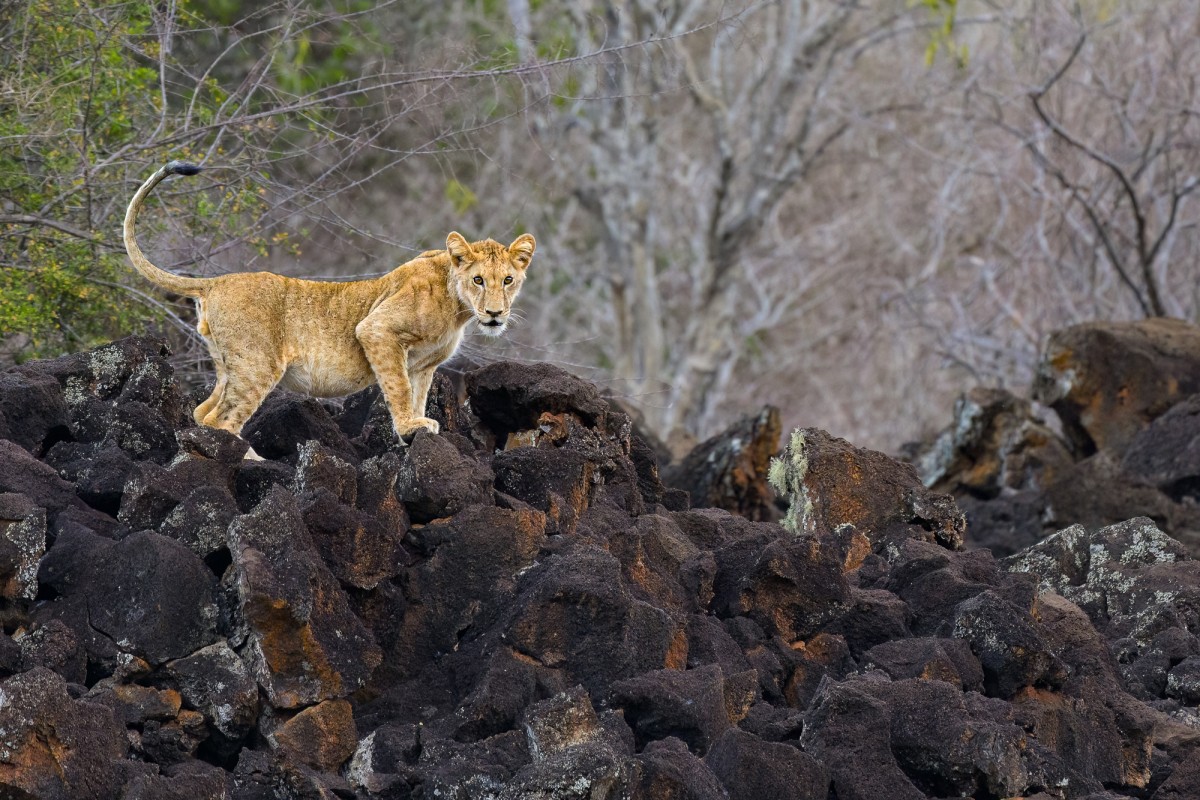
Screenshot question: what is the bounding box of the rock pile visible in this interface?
[915,319,1200,558]
[0,335,1196,798]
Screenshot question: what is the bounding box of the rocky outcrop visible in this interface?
[0,336,1195,798]
[915,319,1200,558]
[663,406,782,522]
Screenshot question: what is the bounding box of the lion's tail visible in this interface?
[123,161,210,298]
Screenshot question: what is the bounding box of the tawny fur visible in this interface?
[123,162,534,456]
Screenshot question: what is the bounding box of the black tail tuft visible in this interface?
[164,161,202,176]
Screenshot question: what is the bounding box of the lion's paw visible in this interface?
[395,416,440,440]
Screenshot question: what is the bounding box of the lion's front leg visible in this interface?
[356,319,439,440]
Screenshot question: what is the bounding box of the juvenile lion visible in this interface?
[123,161,534,455]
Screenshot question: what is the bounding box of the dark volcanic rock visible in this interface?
[44,440,137,516]
[632,736,727,800]
[505,546,685,695]
[1005,517,1199,640]
[1123,393,1200,501]
[466,361,609,441]
[704,727,829,800]
[0,667,127,800]
[243,388,358,464]
[0,493,46,602]
[952,590,1067,698]
[388,504,544,676]
[0,439,92,526]
[861,637,984,691]
[395,430,493,522]
[228,486,381,708]
[1,335,1197,797]
[771,427,965,551]
[608,664,745,755]
[0,368,69,454]
[914,387,1074,498]
[269,698,357,772]
[38,527,219,666]
[166,641,260,756]
[1032,318,1200,457]
[711,530,849,641]
[665,405,781,522]
[493,445,594,533]
[15,336,192,464]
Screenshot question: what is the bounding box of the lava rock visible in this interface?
[16,618,86,683]
[952,590,1067,698]
[270,699,357,772]
[119,761,232,800]
[300,487,405,590]
[504,546,685,696]
[665,406,781,522]
[704,727,829,800]
[0,439,91,527]
[493,445,595,534]
[117,456,233,533]
[711,530,849,642]
[157,484,239,563]
[913,387,1074,498]
[0,493,45,601]
[166,641,260,756]
[609,664,742,755]
[227,485,381,708]
[44,440,137,516]
[389,504,544,675]
[770,427,965,550]
[466,361,609,441]
[631,736,727,800]
[0,368,70,454]
[177,425,250,463]
[242,389,358,464]
[861,637,984,691]
[394,430,493,522]
[1005,517,1200,643]
[0,667,127,800]
[1032,318,1200,457]
[37,527,219,665]
[1165,656,1200,704]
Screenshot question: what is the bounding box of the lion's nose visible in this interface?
[485,309,503,318]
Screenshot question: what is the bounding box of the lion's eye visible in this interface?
[503,276,513,285]
[473,276,484,286]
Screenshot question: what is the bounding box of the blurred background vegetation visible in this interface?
[1,0,1197,453]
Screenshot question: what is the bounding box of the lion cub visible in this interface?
[123,161,534,456]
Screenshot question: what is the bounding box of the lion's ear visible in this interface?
[509,233,535,270]
[447,231,473,268]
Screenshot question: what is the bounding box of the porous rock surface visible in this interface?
[914,319,1200,558]
[0,336,1195,798]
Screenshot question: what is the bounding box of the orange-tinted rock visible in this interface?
[271,699,357,772]
[1033,318,1200,457]
[0,668,127,799]
[229,486,380,709]
[666,406,782,522]
[771,428,965,550]
[914,387,1073,497]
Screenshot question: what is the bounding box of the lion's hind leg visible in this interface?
[193,351,227,425]
[200,353,283,459]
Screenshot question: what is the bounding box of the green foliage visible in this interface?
[0,0,272,359]
[445,179,479,214]
[915,0,968,67]
[0,248,144,360]
[0,0,162,354]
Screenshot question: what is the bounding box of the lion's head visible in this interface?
[447,231,535,337]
